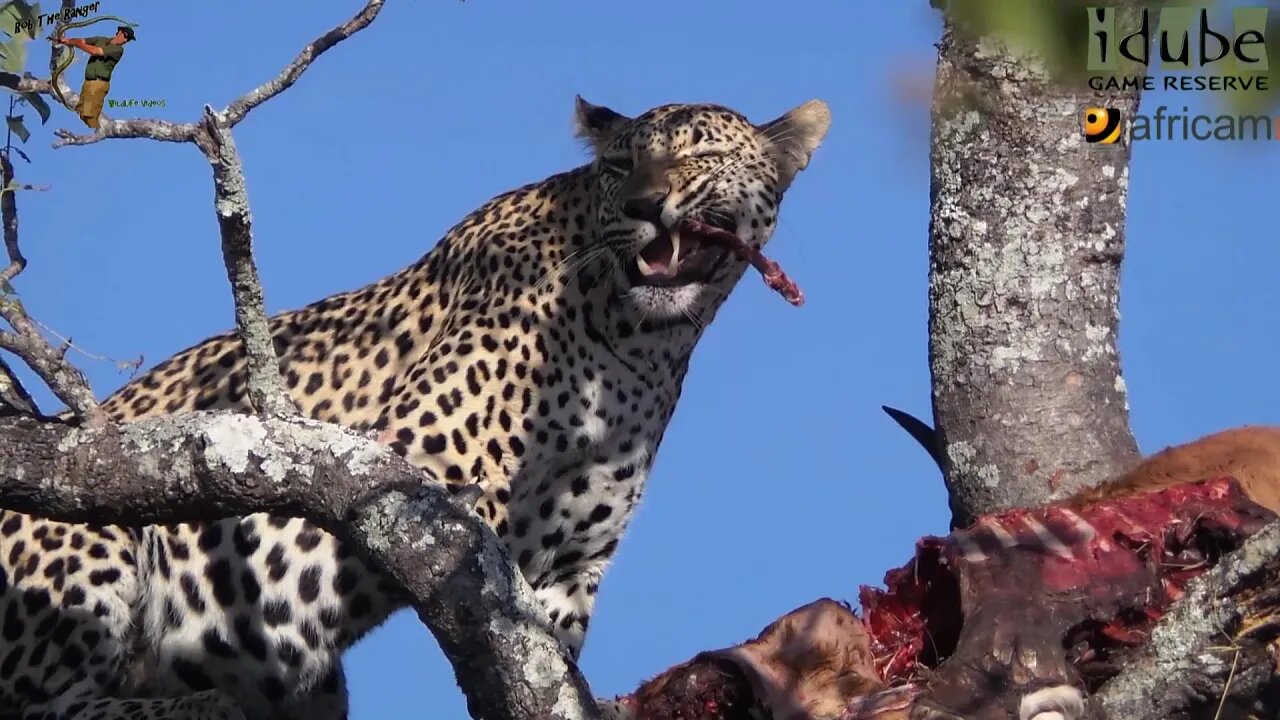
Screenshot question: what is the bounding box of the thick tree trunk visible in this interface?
[928,18,1143,527]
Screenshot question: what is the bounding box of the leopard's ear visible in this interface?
[757,100,831,193]
[573,95,630,153]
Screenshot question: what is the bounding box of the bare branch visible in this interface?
[51,119,197,148]
[0,329,97,418]
[0,153,101,420]
[195,105,295,415]
[23,317,144,374]
[222,0,386,127]
[0,73,55,97]
[0,153,27,284]
[0,412,601,720]
[0,181,49,193]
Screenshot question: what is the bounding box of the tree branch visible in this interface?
[0,411,600,720]
[196,105,295,415]
[222,0,386,127]
[0,153,27,284]
[0,352,39,416]
[1094,520,1280,720]
[0,72,53,96]
[51,119,197,148]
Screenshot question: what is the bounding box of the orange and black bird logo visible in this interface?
[1083,107,1122,144]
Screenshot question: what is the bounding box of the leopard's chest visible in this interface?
[501,368,675,586]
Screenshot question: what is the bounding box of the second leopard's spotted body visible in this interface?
[0,97,830,719]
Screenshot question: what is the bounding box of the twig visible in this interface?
[1,182,49,193]
[1212,646,1241,720]
[27,317,143,374]
[196,105,294,415]
[222,0,386,127]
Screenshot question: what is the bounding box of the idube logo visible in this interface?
[1087,6,1269,92]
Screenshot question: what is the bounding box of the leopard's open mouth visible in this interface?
[625,213,736,288]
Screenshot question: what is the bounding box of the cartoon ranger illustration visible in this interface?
[52,24,135,130]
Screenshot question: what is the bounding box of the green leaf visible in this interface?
[19,92,46,124]
[942,0,1091,83]
[0,1,37,41]
[5,114,28,143]
[0,280,15,296]
[0,34,25,74]
[10,146,28,163]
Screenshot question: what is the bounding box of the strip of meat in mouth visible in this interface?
[680,218,805,307]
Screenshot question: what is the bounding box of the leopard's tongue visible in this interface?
[679,219,804,307]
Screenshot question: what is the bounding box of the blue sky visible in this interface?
[10,0,1278,716]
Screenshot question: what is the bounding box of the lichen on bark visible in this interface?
[1094,520,1280,719]
[0,411,602,720]
[928,22,1143,526]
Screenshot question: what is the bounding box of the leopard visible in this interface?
[0,96,832,719]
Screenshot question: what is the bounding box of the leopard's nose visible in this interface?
[622,191,667,222]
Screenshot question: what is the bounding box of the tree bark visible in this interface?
[0,412,601,720]
[1093,520,1280,720]
[927,17,1143,527]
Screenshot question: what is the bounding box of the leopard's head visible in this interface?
[575,97,830,320]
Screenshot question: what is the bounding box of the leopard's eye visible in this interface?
[601,155,633,174]
[689,150,725,161]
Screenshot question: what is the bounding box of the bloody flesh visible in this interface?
[607,475,1278,719]
[680,218,805,307]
